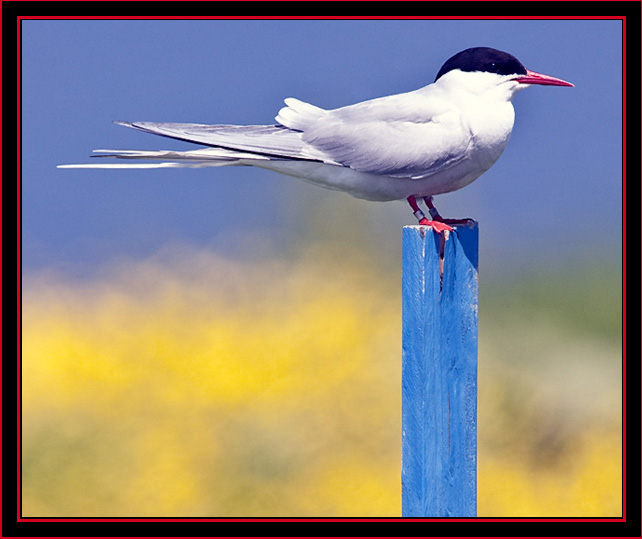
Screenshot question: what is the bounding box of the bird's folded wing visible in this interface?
[114,121,333,163]
[110,90,472,180]
[277,93,473,179]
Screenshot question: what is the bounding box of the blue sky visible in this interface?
[21,18,623,276]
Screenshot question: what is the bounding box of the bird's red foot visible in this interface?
[418,218,454,233]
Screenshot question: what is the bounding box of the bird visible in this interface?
[59,47,573,233]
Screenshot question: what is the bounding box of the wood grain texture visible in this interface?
[401,224,478,517]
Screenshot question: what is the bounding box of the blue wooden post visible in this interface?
[401,223,478,517]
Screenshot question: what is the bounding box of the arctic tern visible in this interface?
[59,47,573,233]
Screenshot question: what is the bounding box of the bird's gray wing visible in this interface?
[114,89,472,180]
[114,121,333,163]
[277,93,473,180]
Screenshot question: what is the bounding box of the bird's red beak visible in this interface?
[513,69,574,87]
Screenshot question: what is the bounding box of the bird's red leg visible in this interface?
[407,196,453,233]
[407,196,430,225]
[423,196,473,228]
[424,196,444,220]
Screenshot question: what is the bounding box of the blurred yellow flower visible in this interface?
[21,245,621,517]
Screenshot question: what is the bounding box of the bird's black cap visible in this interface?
[435,47,528,81]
